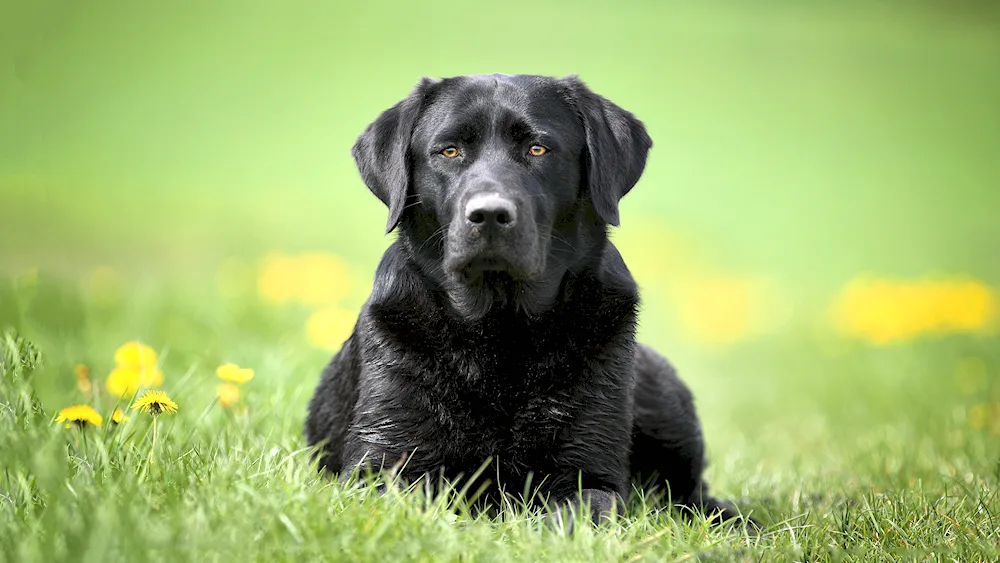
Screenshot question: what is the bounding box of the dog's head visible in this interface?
[353,74,651,319]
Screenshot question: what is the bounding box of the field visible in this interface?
[2,1,1000,561]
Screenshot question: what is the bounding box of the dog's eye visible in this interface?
[440,146,460,158]
[528,145,548,156]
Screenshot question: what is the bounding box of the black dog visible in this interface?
[306,74,753,527]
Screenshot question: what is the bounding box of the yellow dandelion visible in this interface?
[74,363,90,380]
[111,408,130,424]
[613,219,698,286]
[216,363,254,385]
[106,341,164,396]
[106,364,164,397]
[132,390,179,416]
[256,252,298,305]
[295,252,353,306]
[256,251,354,306]
[216,383,240,408]
[830,276,997,345]
[114,341,159,369]
[56,405,103,428]
[305,306,357,351]
[131,390,177,465]
[74,363,93,396]
[666,274,777,346]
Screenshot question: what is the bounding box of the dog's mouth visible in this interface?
[443,232,547,286]
[458,255,516,282]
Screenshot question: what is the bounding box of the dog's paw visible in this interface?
[544,488,625,533]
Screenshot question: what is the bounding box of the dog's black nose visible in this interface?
[465,194,517,228]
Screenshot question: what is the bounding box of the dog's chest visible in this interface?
[365,283,638,477]
[408,328,597,462]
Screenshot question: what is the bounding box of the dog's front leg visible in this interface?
[545,486,626,531]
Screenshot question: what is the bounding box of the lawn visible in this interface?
[2,1,1000,561]
[2,271,999,562]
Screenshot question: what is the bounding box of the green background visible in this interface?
[3,1,999,285]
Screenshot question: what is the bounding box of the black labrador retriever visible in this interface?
[306,74,754,527]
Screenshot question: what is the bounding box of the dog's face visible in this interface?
[352,74,651,319]
[410,76,585,285]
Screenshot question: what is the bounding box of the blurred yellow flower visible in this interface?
[256,251,353,306]
[74,364,93,396]
[676,278,754,345]
[132,390,178,416]
[106,365,164,397]
[613,219,698,288]
[56,405,103,428]
[296,252,353,306]
[106,341,164,397]
[831,276,997,345]
[216,363,254,385]
[306,306,357,351]
[111,408,130,424]
[257,252,298,305]
[664,274,778,346]
[216,383,240,408]
[114,341,158,369]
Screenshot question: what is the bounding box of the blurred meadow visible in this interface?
[2,1,1000,561]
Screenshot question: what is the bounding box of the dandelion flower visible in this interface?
[830,276,997,345]
[132,390,176,465]
[74,364,93,396]
[106,341,164,397]
[106,364,164,397]
[216,383,240,408]
[114,341,159,369]
[305,306,356,351]
[216,363,254,385]
[56,405,103,428]
[256,252,298,305]
[256,251,353,306]
[296,252,352,306]
[111,408,130,424]
[132,390,178,416]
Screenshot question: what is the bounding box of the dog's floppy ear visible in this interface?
[352,78,437,233]
[563,76,652,227]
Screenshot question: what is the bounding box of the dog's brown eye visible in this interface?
[528,145,548,156]
[441,146,460,158]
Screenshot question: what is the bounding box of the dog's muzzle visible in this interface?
[446,190,540,281]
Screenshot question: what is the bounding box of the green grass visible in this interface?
[1,273,999,562]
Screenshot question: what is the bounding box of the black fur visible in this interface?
[306,74,755,528]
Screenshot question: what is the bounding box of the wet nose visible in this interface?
[465,193,517,228]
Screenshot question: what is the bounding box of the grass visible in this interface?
[1,270,998,562]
